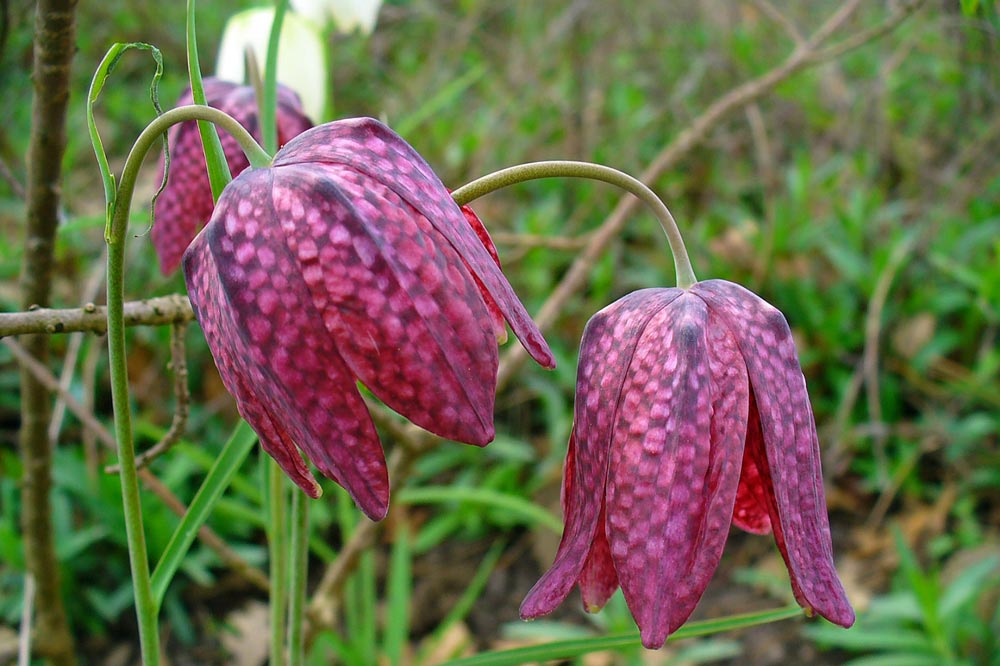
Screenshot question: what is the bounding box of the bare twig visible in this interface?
[490,230,590,251]
[0,293,194,337]
[749,0,806,47]
[105,323,190,473]
[0,153,24,199]
[4,337,270,593]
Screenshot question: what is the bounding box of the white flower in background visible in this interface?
[291,0,383,34]
[216,7,327,121]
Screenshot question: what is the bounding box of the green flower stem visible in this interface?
[268,461,289,666]
[105,105,270,666]
[287,489,310,666]
[187,0,233,198]
[451,160,698,289]
[261,0,289,154]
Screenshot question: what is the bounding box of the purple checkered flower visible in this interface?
[183,117,555,520]
[520,281,855,648]
[152,77,313,274]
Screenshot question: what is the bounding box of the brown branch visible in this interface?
[18,0,79,663]
[494,0,924,390]
[4,337,270,594]
[0,293,195,337]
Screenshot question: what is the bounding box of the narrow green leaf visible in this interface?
[382,521,412,666]
[150,420,258,606]
[394,65,486,137]
[397,486,562,534]
[261,0,289,154]
[438,606,803,666]
[187,0,232,201]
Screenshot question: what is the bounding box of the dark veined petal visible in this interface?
[605,293,748,649]
[559,433,619,613]
[272,118,555,369]
[456,201,507,343]
[521,288,681,620]
[153,79,312,274]
[578,504,618,612]
[183,170,389,520]
[267,163,497,445]
[691,279,855,628]
[731,421,772,535]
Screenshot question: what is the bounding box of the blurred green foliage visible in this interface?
[2,1,999,663]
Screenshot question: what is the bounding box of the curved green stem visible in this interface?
[451,160,697,289]
[105,104,270,665]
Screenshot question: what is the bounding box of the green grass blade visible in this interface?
[382,521,412,666]
[150,420,258,606]
[397,486,562,534]
[187,0,232,200]
[438,606,803,666]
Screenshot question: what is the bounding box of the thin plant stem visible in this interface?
[104,104,270,666]
[451,160,697,289]
[268,461,289,666]
[287,490,310,666]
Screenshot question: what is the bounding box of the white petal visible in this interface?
[291,0,382,34]
[215,8,327,120]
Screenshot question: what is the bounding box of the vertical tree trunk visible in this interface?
[18,1,79,664]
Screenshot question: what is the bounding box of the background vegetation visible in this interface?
[1,1,998,664]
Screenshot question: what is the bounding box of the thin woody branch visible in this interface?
[0,294,194,337]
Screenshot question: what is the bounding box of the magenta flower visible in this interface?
[183,117,555,520]
[520,280,855,648]
[152,77,313,274]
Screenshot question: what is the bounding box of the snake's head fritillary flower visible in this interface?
[183,117,555,520]
[152,77,313,274]
[520,280,855,648]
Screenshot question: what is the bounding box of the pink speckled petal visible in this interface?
[153,79,312,274]
[520,288,681,620]
[269,163,497,445]
[691,279,854,628]
[606,293,747,649]
[273,118,554,369]
[185,239,320,498]
[184,171,389,520]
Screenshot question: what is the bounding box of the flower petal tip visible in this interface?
[639,628,669,651]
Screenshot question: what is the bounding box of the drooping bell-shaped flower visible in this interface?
[152,77,313,274]
[520,280,854,649]
[183,117,554,520]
